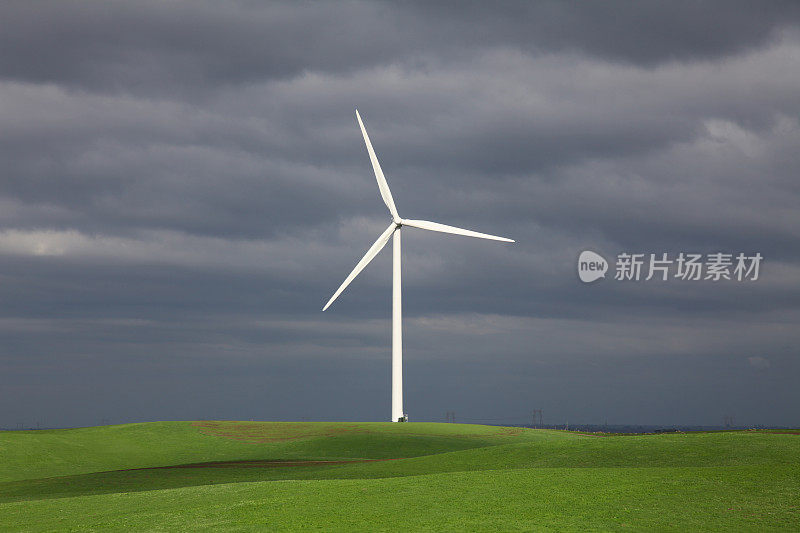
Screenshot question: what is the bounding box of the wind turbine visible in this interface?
[323,110,514,422]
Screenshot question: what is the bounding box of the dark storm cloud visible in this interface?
[0,1,798,428]
[2,0,799,95]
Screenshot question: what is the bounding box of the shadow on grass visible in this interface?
[0,459,393,503]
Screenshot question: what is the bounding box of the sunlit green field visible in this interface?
[1,421,798,531]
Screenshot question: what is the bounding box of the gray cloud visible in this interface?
[748,356,771,370]
[2,1,797,96]
[0,1,798,428]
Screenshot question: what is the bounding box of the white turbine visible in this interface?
[323,110,514,422]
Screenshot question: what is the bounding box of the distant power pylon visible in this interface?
[445,411,456,423]
[531,409,543,428]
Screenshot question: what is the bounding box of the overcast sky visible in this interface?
[1,1,799,428]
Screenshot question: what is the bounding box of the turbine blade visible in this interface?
[323,223,397,311]
[402,219,514,243]
[356,110,399,220]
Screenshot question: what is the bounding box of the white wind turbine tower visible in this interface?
[323,110,514,422]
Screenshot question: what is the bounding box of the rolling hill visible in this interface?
[0,421,798,530]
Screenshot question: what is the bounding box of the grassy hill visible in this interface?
[0,421,798,530]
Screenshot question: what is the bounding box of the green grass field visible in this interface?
[0,422,798,531]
